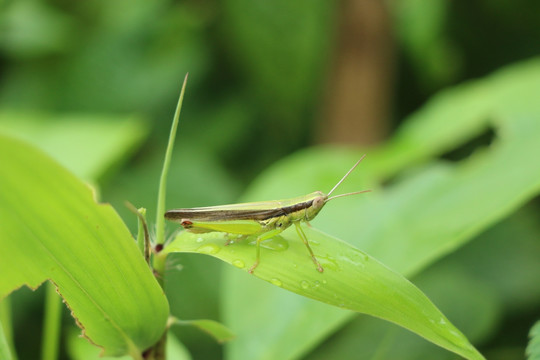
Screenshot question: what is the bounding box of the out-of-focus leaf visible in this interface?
[165,228,483,360]
[0,319,13,360]
[0,112,148,180]
[222,0,334,135]
[527,321,540,360]
[0,135,169,356]
[220,58,540,360]
[174,319,235,344]
[0,1,208,114]
[0,299,15,360]
[0,0,73,57]
[451,207,540,313]
[390,0,461,87]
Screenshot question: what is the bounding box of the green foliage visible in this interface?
[67,329,192,360]
[218,59,540,359]
[528,321,540,360]
[0,135,169,356]
[2,0,540,358]
[0,112,148,181]
[172,319,236,344]
[0,318,13,360]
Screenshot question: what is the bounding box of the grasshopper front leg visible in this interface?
[294,222,323,272]
[248,228,284,274]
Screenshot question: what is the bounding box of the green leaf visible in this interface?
[528,321,540,360]
[0,111,148,180]
[165,228,483,360]
[173,318,235,344]
[0,135,169,356]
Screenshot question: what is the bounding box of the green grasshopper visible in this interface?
[165,155,370,274]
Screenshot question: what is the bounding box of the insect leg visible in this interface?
[294,222,323,272]
[248,228,283,274]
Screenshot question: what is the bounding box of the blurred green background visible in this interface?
[1,0,540,359]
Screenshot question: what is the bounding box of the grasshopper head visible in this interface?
[305,191,328,221]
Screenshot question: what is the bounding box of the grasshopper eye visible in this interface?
[312,196,325,210]
[181,220,193,229]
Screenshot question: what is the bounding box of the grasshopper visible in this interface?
[165,155,370,274]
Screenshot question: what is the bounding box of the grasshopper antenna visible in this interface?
[327,189,371,202]
[327,154,367,197]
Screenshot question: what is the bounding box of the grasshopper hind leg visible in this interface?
[294,222,323,272]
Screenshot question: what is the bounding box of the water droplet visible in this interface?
[318,255,340,271]
[300,280,310,289]
[270,278,282,287]
[338,254,365,269]
[260,235,289,251]
[197,244,220,254]
[232,259,245,269]
[196,237,204,243]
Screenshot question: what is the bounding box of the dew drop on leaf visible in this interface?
[197,244,220,255]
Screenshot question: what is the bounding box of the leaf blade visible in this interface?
[165,227,483,360]
[0,135,169,356]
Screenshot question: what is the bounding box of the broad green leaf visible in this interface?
[164,228,483,360]
[528,321,540,360]
[0,111,148,180]
[219,58,540,360]
[0,135,169,356]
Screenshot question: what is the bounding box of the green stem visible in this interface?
[41,282,62,360]
[152,74,189,360]
[155,74,189,246]
[0,296,17,360]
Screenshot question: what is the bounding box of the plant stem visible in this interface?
[152,74,189,360]
[41,282,62,360]
[0,296,17,360]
